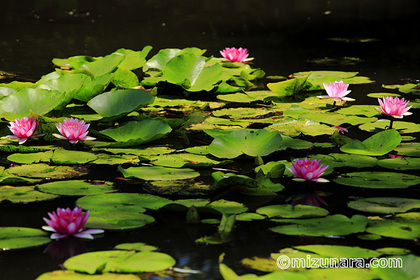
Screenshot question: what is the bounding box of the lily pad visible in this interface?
[208,129,283,158]
[37,271,141,280]
[99,119,172,147]
[84,211,155,230]
[7,163,88,179]
[309,153,378,169]
[267,76,308,97]
[145,153,227,168]
[257,204,329,219]
[51,149,98,165]
[270,215,368,237]
[378,157,420,170]
[0,227,50,250]
[7,150,54,164]
[334,172,420,189]
[162,53,222,92]
[87,89,154,119]
[64,250,176,274]
[366,219,420,240]
[340,129,401,156]
[394,142,420,157]
[0,88,65,120]
[115,242,158,252]
[37,180,115,196]
[348,197,420,214]
[0,186,58,203]
[118,166,200,181]
[359,120,420,134]
[335,105,380,118]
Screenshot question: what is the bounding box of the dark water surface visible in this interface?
[1,1,420,279]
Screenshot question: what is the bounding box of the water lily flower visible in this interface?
[334,125,348,134]
[287,157,329,182]
[375,96,412,119]
[42,207,104,240]
[388,154,405,160]
[220,47,253,63]
[7,117,44,144]
[53,117,95,144]
[318,81,355,102]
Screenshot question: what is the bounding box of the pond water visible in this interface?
[1,1,420,280]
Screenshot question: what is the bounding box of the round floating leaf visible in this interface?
[367,92,401,98]
[300,112,377,126]
[91,153,140,165]
[257,204,329,219]
[207,199,248,215]
[7,150,54,164]
[115,242,158,252]
[394,142,420,157]
[0,227,50,250]
[208,129,283,159]
[359,120,420,134]
[293,244,381,258]
[335,105,380,117]
[0,186,58,203]
[99,119,172,146]
[51,149,97,165]
[340,129,401,156]
[162,53,222,92]
[310,153,378,169]
[366,219,420,239]
[77,193,172,212]
[236,213,266,221]
[7,163,88,179]
[348,197,420,214]
[87,89,154,119]
[334,172,420,189]
[254,161,285,179]
[118,166,200,181]
[85,211,155,230]
[0,88,65,120]
[64,250,176,274]
[37,180,115,196]
[146,153,227,168]
[378,157,420,170]
[37,270,141,280]
[270,215,368,237]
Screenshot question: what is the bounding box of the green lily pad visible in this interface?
[0,227,50,251]
[92,146,175,156]
[267,118,337,137]
[340,129,401,156]
[309,153,378,169]
[348,197,420,214]
[0,88,65,120]
[208,129,283,158]
[378,157,420,170]
[293,244,381,259]
[64,250,176,274]
[145,153,227,168]
[270,215,368,237]
[37,180,115,196]
[335,105,380,117]
[118,166,200,181]
[359,120,420,134]
[366,219,420,240]
[254,161,285,179]
[162,53,222,92]
[76,193,172,212]
[394,142,420,157]
[114,46,152,70]
[370,254,420,280]
[168,198,248,215]
[115,242,158,252]
[144,179,211,196]
[267,76,308,97]
[334,171,420,189]
[91,153,140,165]
[0,186,58,203]
[7,163,88,179]
[85,211,155,230]
[236,213,266,221]
[144,47,205,71]
[87,89,154,119]
[257,204,329,219]
[99,119,172,147]
[37,271,141,280]
[80,53,123,78]
[367,92,401,98]
[51,149,98,165]
[7,150,54,164]
[300,112,377,126]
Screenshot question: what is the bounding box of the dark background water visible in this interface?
[1,1,420,279]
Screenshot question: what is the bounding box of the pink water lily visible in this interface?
[42,207,104,240]
[7,117,44,144]
[220,47,253,63]
[53,117,95,144]
[318,81,354,102]
[375,96,412,118]
[287,157,329,182]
